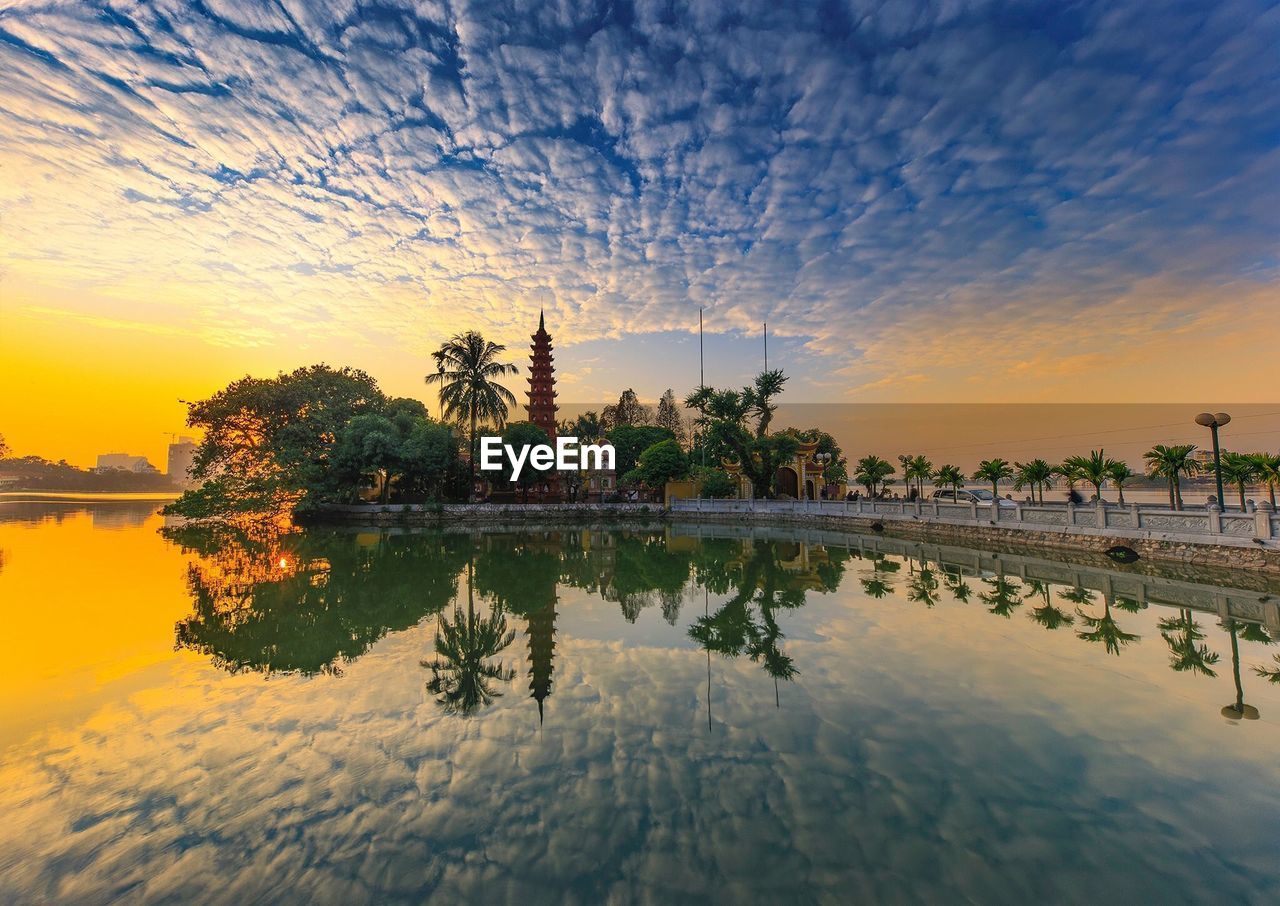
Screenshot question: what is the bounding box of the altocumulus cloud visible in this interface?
[0,0,1276,388]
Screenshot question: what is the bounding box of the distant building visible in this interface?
[167,437,198,486]
[95,453,159,474]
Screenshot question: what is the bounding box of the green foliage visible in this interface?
[607,423,676,478]
[1144,443,1199,510]
[1014,458,1054,504]
[602,388,652,429]
[499,421,553,494]
[682,372,797,498]
[693,466,737,499]
[972,457,1014,498]
[0,454,178,493]
[167,364,385,518]
[654,389,687,445]
[934,464,965,498]
[853,455,895,496]
[633,438,690,488]
[1060,450,1117,501]
[426,331,519,478]
[1219,451,1259,509]
[795,428,847,483]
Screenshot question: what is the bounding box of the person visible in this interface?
[1068,488,1083,505]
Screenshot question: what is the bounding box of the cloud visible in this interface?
[0,0,1276,394]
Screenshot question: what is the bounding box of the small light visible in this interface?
[278,557,289,569]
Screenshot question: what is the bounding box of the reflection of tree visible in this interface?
[602,534,694,624]
[1219,618,1261,720]
[689,540,808,684]
[423,559,516,715]
[167,523,469,675]
[1025,579,1074,630]
[980,572,1023,618]
[1158,609,1219,677]
[859,554,898,599]
[906,559,941,608]
[943,570,973,603]
[1075,594,1139,656]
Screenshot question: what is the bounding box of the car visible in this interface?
[930,488,1018,508]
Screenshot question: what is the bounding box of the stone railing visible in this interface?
[669,496,1280,548]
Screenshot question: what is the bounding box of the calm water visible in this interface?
[2,501,1279,904]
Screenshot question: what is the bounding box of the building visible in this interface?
[167,437,198,487]
[524,310,561,501]
[94,453,159,474]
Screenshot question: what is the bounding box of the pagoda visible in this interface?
[526,310,558,438]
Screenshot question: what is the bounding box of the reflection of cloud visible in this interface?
[0,1,1276,393]
[2,585,1280,902]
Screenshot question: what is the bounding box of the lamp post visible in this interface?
[1194,412,1231,508]
[815,452,832,499]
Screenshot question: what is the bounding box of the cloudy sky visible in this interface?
[1,0,1278,462]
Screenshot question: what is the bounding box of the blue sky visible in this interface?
[1,0,1278,414]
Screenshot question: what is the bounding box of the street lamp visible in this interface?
[1194,412,1231,508]
[814,452,832,499]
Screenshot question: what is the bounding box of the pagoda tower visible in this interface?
[525,600,557,724]
[526,310,558,438]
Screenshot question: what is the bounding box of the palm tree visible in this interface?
[934,464,965,500]
[904,454,934,500]
[426,331,520,490]
[1053,460,1083,500]
[980,571,1023,618]
[1144,444,1199,510]
[1061,449,1116,502]
[1014,459,1054,504]
[1219,451,1258,510]
[1254,654,1280,684]
[854,455,895,497]
[1250,452,1280,508]
[972,458,1014,500]
[422,559,517,715]
[1107,460,1135,505]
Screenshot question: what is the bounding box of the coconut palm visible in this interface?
[903,454,934,499]
[1219,451,1258,510]
[854,455,895,497]
[906,563,941,608]
[1158,609,1219,677]
[1107,460,1135,505]
[1249,452,1280,508]
[1014,459,1054,504]
[1053,460,1083,499]
[933,464,965,500]
[972,458,1014,500]
[1144,443,1199,510]
[943,570,973,602]
[1061,449,1117,502]
[1254,654,1280,684]
[426,331,519,488]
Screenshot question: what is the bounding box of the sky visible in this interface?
[1,0,1278,467]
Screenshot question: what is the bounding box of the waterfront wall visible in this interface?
[669,497,1280,574]
[315,502,664,526]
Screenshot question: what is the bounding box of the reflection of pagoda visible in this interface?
[526,599,556,723]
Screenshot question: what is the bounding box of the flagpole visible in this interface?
[763,322,768,372]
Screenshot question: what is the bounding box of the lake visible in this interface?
[2,500,1279,904]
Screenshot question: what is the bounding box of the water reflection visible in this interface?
[165,522,1280,725]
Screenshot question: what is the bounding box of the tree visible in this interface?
[1075,596,1139,656]
[1107,460,1135,505]
[1014,459,1054,504]
[903,454,934,500]
[972,458,1014,500]
[331,413,404,504]
[0,433,9,459]
[1061,450,1117,502]
[693,466,737,499]
[426,331,519,493]
[744,369,788,438]
[1219,451,1258,510]
[602,389,651,429]
[853,455,895,497]
[167,364,385,519]
[607,424,675,480]
[1251,452,1280,508]
[569,410,605,442]
[655,390,687,445]
[1144,444,1199,510]
[683,378,799,498]
[934,464,965,500]
[632,438,690,490]
[1158,609,1219,677]
[498,421,553,502]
